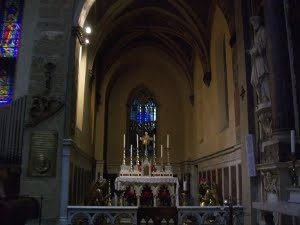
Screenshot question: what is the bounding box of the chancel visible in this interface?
[0,1,300,225]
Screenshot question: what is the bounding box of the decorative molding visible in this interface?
[72,26,84,45]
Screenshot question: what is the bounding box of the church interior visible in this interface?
[0,0,300,225]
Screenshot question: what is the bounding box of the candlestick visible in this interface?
[291,130,295,154]
[123,134,126,149]
[167,134,170,148]
[167,147,170,166]
[130,145,133,169]
[137,145,140,165]
[183,181,187,191]
[122,142,126,165]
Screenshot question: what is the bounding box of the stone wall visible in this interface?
[17,0,75,224]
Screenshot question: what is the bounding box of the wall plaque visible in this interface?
[28,131,58,177]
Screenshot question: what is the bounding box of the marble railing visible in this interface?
[67,206,138,225]
[67,205,243,225]
[178,206,244,225]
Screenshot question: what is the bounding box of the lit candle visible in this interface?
[130,145,133,167]
[183,181,187,191]
[161,145,163,158]
[291,130,295,154]
[137,145,139,165]
[123,134,125,148]
[136,134,139,148]
[167,134,170,148]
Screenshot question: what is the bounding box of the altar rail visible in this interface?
[67,205,243,225]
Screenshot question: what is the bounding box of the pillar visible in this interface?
[262,0,297,162]
[264,0,294,134]
[59,139,72,225]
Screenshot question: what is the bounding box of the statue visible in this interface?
[86,177,110,205]
[248,16,271,104]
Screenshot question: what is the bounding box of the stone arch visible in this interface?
[73,0,96,26]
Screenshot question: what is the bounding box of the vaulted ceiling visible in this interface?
[84,0,235,90]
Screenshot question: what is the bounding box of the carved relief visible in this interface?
[27,61,64,127]
[256,103,272,138]
[261,171,278,201]
[261,147,279,163]
[28,131,58,177]
[27,95,64,127]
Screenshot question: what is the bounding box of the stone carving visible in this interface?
[261,171,278,195]
[248,16,272,138]
[256,103,272,138]
[33,153,51,174]
[248,16,271,104]
[43,62,56,95]
[28,131,58,177]
[27,95,64,127]
[261,147,279,163]
[27,61,64,127]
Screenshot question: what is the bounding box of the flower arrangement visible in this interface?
[199,177,210,196]
[198,178,219,206]
[124,187,136,206]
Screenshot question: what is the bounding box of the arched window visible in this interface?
[127,88,157,156]
[0,0,24,105]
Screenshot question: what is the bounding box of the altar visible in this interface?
[115,176,179,207]
[114,132,180,207]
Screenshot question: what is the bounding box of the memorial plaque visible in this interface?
[28,131,58,177]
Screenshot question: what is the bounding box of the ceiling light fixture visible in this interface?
[85,26,92,34]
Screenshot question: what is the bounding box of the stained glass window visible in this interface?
[0,0,23,105]
[0,58,15,105]
[0,0,23,58]
[128,89,157,156]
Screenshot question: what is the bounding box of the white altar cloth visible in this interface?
[115,176,179,206]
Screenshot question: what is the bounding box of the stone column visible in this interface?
[261,0,296,162]
[151,186,159,207]
[58,139,73,225]
[137,195,141,207]
[264,0,294,134]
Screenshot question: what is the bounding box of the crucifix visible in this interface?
[140,132,153,159]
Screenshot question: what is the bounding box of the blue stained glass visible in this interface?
[0,58,15,105]
[0,0,23,58]
[131,100,156,124]
[0,0,23,106]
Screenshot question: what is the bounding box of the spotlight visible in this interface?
[85,26,92,34]
[85,38,90,44]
